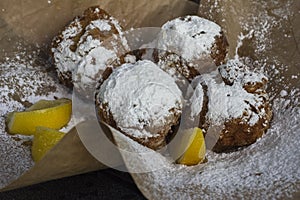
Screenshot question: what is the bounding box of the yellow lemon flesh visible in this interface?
[32,127,65,162]
[177,127,206,166]
[6,98,72,135]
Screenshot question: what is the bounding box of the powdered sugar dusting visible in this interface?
[98,60,183,139]
[203,70,267,126]
[0,118,33,189]
[75,44,116,92]
[72,17,125,94]
[0,57,71,189]
[121,0,300,199]
[120,95,300,199]
[158,15,221,61]
[189,82,204,119]
[52,12,128,98]
[88,19,112,31]
[219,59,268,87]
[190,59,269,127]
[0,62,71,116]
[52,18,82,74]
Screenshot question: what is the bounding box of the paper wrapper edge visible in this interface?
[0,128,106,192]
[127,0,300,199]
[0,0,199,192]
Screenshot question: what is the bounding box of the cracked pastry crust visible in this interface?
[191,59,272,152]
[95,48,205,150]
[158,15,229,72]
[95,60,183,150]
[51,6,128,97]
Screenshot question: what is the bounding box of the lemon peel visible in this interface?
[6,98,72,135]
[177,127,206,166]
[32,127,65,162]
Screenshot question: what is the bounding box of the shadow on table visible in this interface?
[0,169,146,200]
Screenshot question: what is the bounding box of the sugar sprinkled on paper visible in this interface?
[0,55,71,188]
[124,0,300,199]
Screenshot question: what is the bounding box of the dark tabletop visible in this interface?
[0,169,146,200]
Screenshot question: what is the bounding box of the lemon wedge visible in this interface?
[176,127,206,166]
[6,98,72,135]
[32,127,65,162]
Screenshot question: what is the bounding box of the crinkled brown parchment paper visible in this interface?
[122,0,300,199]
[0,0,198,192]
[1,0,299,199]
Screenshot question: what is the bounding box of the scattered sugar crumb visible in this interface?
[280,90,288,97]
[0,50,71,189]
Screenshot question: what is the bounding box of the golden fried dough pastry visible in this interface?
[51,6,128,97]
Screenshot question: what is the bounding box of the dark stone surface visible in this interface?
[0,169,146,200]
[190,0,200,4]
